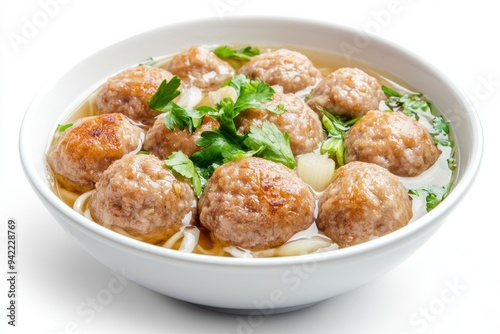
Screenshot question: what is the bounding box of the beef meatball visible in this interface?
[95,65,182,127]
[345,110,441,177]
[307,67,386,118]
[237,49,322,93]
[236,93,324,156]
[167,46,235,91]
[198,157,315,251]
[317,161,412,248]
[88,154,197,244]
[47,113,144,193]
[144,115,219,159]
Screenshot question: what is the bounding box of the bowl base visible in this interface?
[194,301,322,315]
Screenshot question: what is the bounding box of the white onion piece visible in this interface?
[73,190,95,215]
[181,211,193,226]
[271,85,284,94]
[208,86,238,106]
[294,85,314,99]
[154,112,167,120]
[178,226,200,253]
[176,86,202,109]
[297,153,335,192]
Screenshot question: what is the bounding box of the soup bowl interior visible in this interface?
[19,17,482,313]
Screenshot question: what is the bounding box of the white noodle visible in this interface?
[129,132,145,155]
[124,115,147,128]
[73,190,95,215]
[275,236,334,257]
[83,209,93,220]
[161,231,184,249]
[223,246,254,258]
[222,231,335,258]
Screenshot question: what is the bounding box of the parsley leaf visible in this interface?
[191,129,247,167]
[148,76,182,111]
[244,122,297,169]
[163,103,209,133]
[222,75,275,112]
[149,76,212,133]
[233,77,275,112]
[213,46,260,60]
[165,151,204,197]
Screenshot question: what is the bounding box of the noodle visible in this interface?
[128,132,145,155]
[71,187,338,257]
[161,231,184,249]
[73,189,94,215]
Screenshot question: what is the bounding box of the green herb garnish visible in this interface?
[382,85,454,149]
[162,75,296,195]
[149,76,211,133]
[56,123,73,132]
[148,76,182,111]
[318,106,361,166]
[409,184,452,212]
[244,122,296,169]
[213,46,260,61]
[165,151,204,197]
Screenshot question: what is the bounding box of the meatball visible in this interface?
[317,161,412,248]
[167,46,235,91]
[307,67,386,118]
[144,115,219,159]
[88,154,197,244]
[95,65,181,127]
[198,157,315,251]
[47,113,144,193]
[236,93,324,156]
[345,110,441,177]
[235,93,325,156]
[237,49,322,93]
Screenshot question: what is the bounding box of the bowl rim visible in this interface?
[19,16,484,267]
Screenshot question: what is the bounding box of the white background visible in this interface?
[1,0,498,333]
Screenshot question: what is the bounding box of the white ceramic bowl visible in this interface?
[19,17,482,314]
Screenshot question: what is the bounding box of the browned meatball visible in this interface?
[198,157,315,251]
[95,65,182,127]
[307,67,386,118]
[236,93,324,156]
[143,115,219,159]
[47,113,144,193]
[237,49,322,93]
[88,154,197,244]
[345,110,441,177]
[167,46,235,91]
[317,161,412,248]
